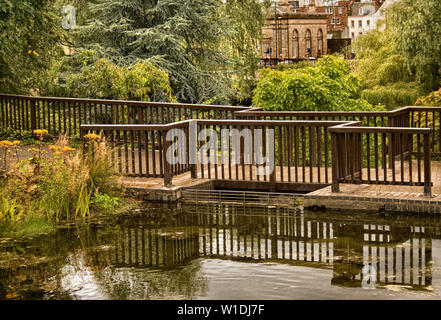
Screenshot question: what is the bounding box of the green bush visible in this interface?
[64,52,176,102]
[252,55,381,112]
[361,83,424,109]
[415,88,441,106]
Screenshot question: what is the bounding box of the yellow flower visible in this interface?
[0,140,13,148]
[83,133,101,140]
[62,147,76,152]
[12,141,21,146]
[33,51,39,57]
[49,145,59,151]
[34,129,48,136]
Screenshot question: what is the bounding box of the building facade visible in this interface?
[348,0,384,40]
[261,2,329,60]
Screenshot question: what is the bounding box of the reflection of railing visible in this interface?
[102,207,435,290]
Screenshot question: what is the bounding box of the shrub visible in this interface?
[252,55,381,112]
[415,88,441,106]
[361,83,424,109]
[64,54,176,102]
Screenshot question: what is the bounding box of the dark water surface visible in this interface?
[1,203,441,300]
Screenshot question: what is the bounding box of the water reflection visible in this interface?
[1,204,441,299]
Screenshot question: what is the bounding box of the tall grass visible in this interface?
[0,132,124,237]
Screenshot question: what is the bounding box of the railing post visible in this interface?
[163,130,173,187]
[191,163,197,179]
[387,117,394,169]
[424,133,432,197]
[269,126,276,192]
[331,131,340,193]
[30,99,37,131]
[80,126,87,155]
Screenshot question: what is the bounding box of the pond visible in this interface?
[1,203,441,300]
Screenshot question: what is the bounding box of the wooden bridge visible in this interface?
[0,93,440,198]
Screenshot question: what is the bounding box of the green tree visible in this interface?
[390,0,441,92]
[223,0,271,103]
[0,0,65,94]
[74,0,233,104]
[352,25,424,109]
[252,55,379,112]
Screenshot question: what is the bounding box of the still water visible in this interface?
[2,203,441,300]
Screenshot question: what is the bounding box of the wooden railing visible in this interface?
[80,121,195,186]
[329,124,433,196]
[1,94,438,195]
[236,106,441,156]
[192,119,352,192]
[0,94,248,137]
[409,107,441,156]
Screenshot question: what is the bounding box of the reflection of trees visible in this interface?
[89,261,208,300]
[0,227,94,299]
[78,213,208,300]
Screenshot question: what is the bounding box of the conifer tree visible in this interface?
[75,0,233,104]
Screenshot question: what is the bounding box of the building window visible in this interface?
[366,20,370,27]
[359,8,364,15]
[337,18,341,24]
[338,7,343,14]
[317,29,323,57]
[289,1,300,7]
[351,32,355,38]
[292,30,299,58]
[263,40,272,56]
[305,29,311,55]
[326,8,333,14]
[358,20,362,27]
[351,20,355,27]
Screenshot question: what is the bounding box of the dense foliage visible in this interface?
[352,0,441,108]
[415,88,441,107]
[225,0,270,102]
[64,51,175,101]
[0,133,127,236]
[390,0,441,92]
[352,24,424,109]
[73,0,231,104]
[0,1,65,94]
[252,56,378,112]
